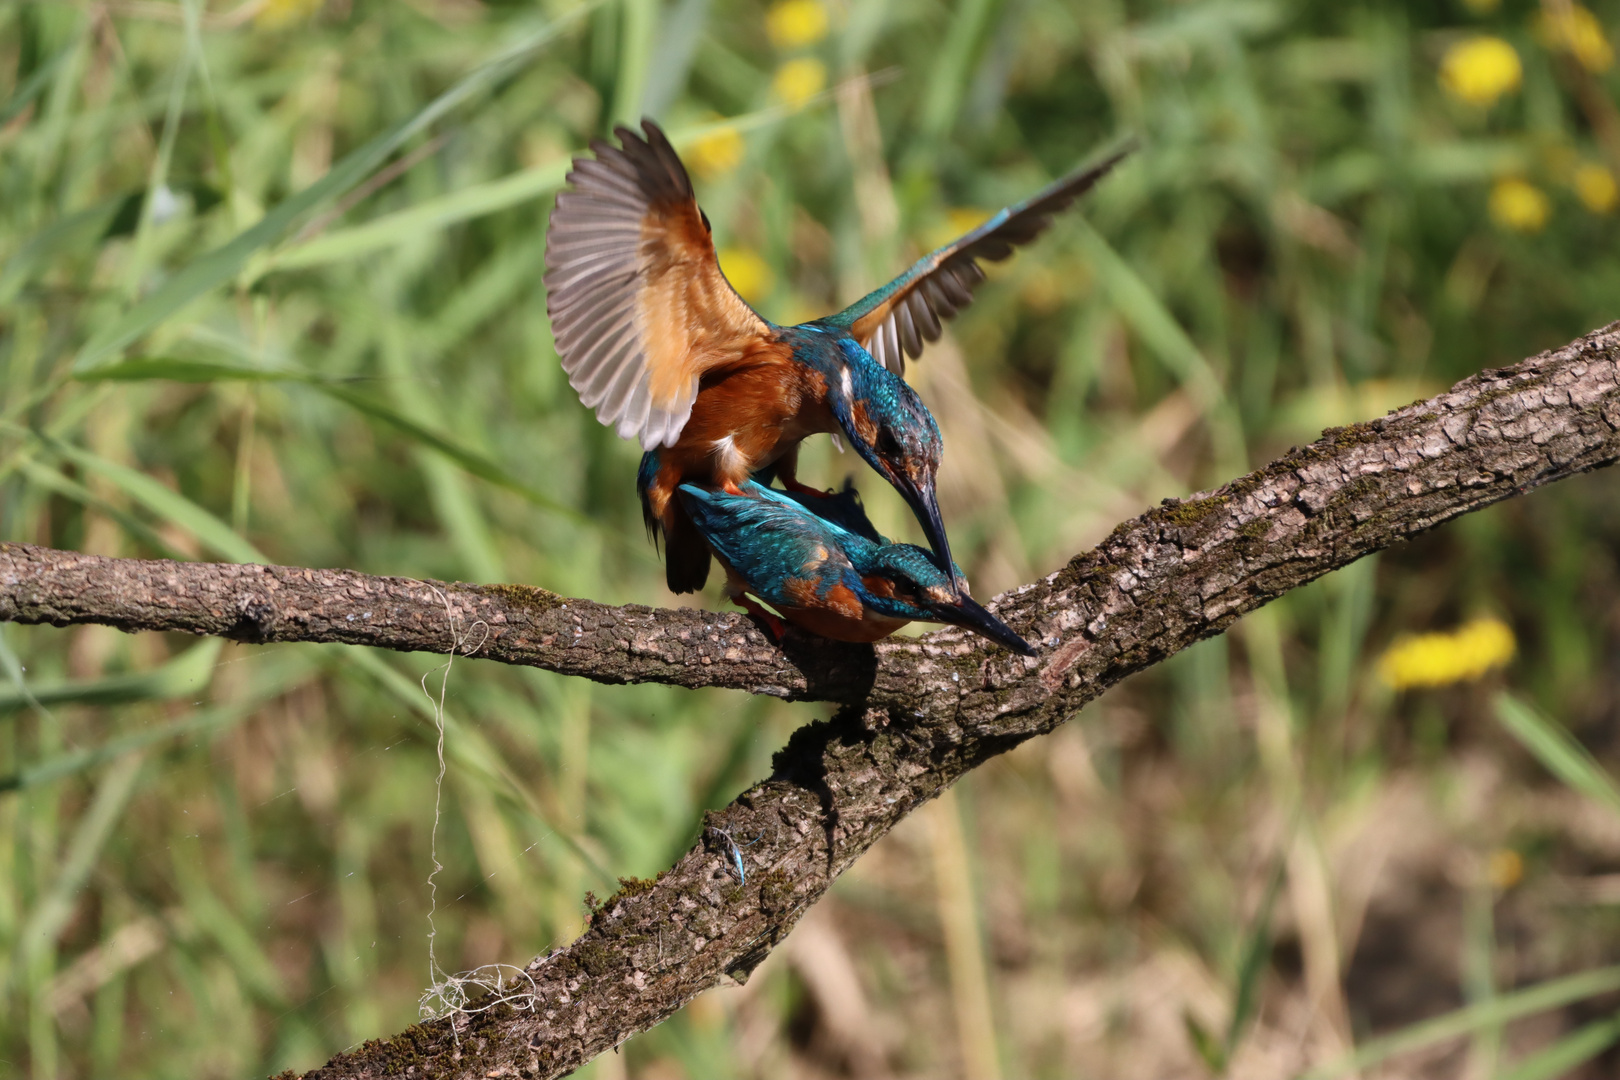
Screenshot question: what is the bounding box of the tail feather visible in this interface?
[663,501,712,593]
[639,448,710,592]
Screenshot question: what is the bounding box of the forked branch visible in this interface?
[2,323,1618,1079]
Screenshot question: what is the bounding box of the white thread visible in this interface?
[418,587,493,1024]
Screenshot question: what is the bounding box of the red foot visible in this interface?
[735,594,787,641]
[782,477,834,498]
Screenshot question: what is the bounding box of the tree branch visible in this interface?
[4,322,1618,1079]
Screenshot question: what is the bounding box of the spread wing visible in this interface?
[544,119,773,450]
[828,141,1136,375]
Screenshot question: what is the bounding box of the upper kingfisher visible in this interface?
[544,119,1131,594]
[678,480,1035,655]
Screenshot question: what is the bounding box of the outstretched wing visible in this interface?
[828,141,1135,375]
[544,119,773,450]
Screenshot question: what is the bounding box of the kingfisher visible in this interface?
[678,480,1035,655]
[545,119,1131,593]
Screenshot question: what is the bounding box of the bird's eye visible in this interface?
[877,429,901,457]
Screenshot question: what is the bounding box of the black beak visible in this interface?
[899,476,961,592]
[941,594,1036,656]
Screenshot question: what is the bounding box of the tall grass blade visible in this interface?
[1497,1013,1620,1080]
[0,195,128,306]
[0,637,221,714]
[17,458,191,559]
[0,37,71,127]
[1493,693,1620,819]
[1296,966,1620,1079]
[76,360,590,524]
[9,754,148,989]
[32,431,265,563]
[74,6,593,371]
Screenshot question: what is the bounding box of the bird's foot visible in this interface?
[781,477,835,498]
[734,595,787,642]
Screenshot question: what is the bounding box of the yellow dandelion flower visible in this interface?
[687,126,745,178]
[1574,163,1619,213]
[1377,617,1516,691]
[772,58,827,107]
[1487,848,1524,890]
[766,0,829,50]
[1489,177,1551,232]
[1439,36,1523,107]
[255,0,323,30]
[717,247,774,303]
[1539,5,1615,73]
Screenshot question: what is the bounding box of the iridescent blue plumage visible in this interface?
[677,481,1034,655]
[550,120,1130,596]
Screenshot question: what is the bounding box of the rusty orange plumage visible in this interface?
[544,119,1131,594]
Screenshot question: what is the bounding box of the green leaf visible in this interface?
[259,106,823,274]
[17,458,191,560]
[0,34,72,127]
[36,431,266,564]
[2,703,236,793]
[75,356,337,384]
[1227,855,1288,1059]
[1297,966,1620,1079]
[73,6,592,371]
[0,194,128,306]
[0,638,222,714]
[1493,693,1620,819]
[1497,1013,1620,1080]
[75,359,589,524]
[12,754,148,982]
[1185,1010,1226,1073]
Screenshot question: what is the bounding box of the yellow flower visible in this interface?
[1377,617,1516,691]
[1489,177,1551,232]
[717,248,774,303]
[1574,163,1619,213]
[255,0,323,29]
[687,126,745,178]
[1539,5,1615,73]
[772,58,827,107]
[766,0,829,50]
[1439,36,1523,107]
[1486,848,1524,890]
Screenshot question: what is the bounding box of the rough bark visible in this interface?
[3,321,1619,1079]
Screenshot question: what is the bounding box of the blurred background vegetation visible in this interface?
[3,0,1620,1076]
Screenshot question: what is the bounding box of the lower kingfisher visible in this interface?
[677,480,1035,655]
[545,119,1131,594]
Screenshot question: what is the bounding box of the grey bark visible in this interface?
[2,321,1618,1079]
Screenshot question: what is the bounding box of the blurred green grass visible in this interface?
[4,0,1620,1076]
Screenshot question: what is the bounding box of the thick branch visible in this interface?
[4,322,1619,1080]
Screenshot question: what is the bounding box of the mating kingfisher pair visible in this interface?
[544,119,1129,654]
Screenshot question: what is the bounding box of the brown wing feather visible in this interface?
[847,142,1134,374]
[544,119,772,450]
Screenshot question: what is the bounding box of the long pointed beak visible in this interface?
[942,594,1036,656]
[901,479,961,592]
